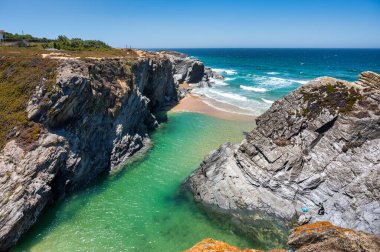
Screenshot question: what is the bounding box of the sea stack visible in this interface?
[186,71,380,235]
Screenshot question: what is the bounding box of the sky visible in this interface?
[1,0,380,48]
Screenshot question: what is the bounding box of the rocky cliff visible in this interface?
[0,51,216,250]
[186,72,380,237]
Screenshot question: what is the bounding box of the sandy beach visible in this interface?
[171,94,256,122]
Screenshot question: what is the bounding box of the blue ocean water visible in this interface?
[173,49,380,115]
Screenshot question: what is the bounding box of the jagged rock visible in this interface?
[159,51,223,88]
[186,71,380,236]
[0,52,211,250]
[288,222,380,252]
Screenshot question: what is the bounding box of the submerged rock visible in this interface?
[186,71,380,236]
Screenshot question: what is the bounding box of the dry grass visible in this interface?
[0,46,140,59]
[0,48,58,148]
[0,46,156,148]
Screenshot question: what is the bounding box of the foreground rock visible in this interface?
[186,71,380,236]
[0,51,212,250]
[183,238,264,252]
[289,222,380,252]
[185,222,380,252]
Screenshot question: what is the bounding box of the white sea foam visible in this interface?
[247,75,309,87]
[209,77,229,86]
[202,99,256,116]
[208,89,247,101]
[192,87,271,115]
[292,80,309,85]
[212,68,237,75]
[224,77,236,81]
[266,72,280,75]
[261,98,274,104]
[240,85,267,93]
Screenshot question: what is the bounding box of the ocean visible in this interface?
[175,49,380,115]
[13,49,380,251]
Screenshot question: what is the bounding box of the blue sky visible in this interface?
[1,0,380,48]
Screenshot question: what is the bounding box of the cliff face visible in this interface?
[0,53,214,250]
[187,72,380,236]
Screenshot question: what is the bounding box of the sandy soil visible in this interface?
[171,94,256,122]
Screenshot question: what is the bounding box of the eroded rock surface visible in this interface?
[158,50,224,90]
[0,52,214,250]
[187,72,380,236]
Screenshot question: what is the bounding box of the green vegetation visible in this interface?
[3,32,111,51]
[0,33,143,148]
[0,52,58,148]
[3,32,52,43]
[48,35,111,51]
[301,82,362,118]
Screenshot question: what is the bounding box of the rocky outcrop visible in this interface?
[0,52,209,250]
[185,222,380,252]
[289,222,380,252]
[186,72,380,236]
[158,51,224,90]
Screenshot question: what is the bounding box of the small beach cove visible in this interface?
[13,111,281,252]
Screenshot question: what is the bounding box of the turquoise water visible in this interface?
[14,113,266,251]
[172,49,380,115]
[13,49,380,251]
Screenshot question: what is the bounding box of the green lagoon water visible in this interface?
[14,112,260,252]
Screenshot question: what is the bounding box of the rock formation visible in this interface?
[158,50,224,90]
[183,238,264,252]
[185,222,380,252]
[288,221,380,252]
[0,51,217,250]
[186,72,380,236]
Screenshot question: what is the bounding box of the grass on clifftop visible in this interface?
[0,50,58,148]
[0,45,151,149]
[301,81,362,118]
[0,46,139,59]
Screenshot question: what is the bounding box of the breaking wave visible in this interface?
[212,68,237,75]
[240,85,267,93]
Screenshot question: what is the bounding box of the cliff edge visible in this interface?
[187,71,380,236]
[0,50,216,250]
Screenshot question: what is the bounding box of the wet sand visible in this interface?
[170,94,256,122]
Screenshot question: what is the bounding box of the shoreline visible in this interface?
[170,93,256,122]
